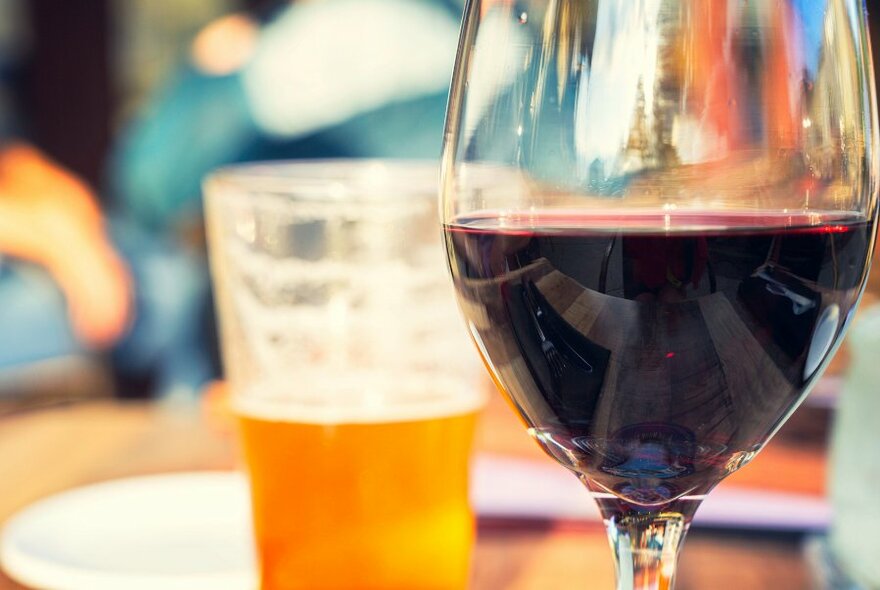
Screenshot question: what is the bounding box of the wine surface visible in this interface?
[445,211,872,506]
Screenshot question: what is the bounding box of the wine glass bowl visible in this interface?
[441,1,878,588]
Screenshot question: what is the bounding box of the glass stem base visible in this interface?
[595,495,701,590]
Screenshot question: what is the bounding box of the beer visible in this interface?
[237,390,481,590]
[205,162,485,590]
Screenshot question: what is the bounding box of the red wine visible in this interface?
[445,211,873,507]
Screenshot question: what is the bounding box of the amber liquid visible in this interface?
[239,408,479,590]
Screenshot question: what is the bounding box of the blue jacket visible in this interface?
[110,0,462,231]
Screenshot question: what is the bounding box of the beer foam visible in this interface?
[233,373,486,424]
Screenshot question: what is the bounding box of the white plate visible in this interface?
[0,472,257,590]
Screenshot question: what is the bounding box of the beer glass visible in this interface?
[204,161,484,590]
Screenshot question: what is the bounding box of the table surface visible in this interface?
[0,393,822,590]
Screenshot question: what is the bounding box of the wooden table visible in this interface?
[0,395,817,589]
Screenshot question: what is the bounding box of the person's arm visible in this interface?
[0,143,132,347]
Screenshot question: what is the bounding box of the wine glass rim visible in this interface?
[203,159,440,203]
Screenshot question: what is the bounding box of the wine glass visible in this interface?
[440,1,878,588]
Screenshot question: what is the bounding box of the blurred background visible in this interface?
[0,0,248,404]
[0,2,878,589]
[0,0,877,405]
[0,0,463,404]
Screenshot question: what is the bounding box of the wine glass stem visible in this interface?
[605,511,691,590]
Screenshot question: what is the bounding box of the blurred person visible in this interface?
[102,0,465,398]
[0,138,212,401]
[0,3,131,372]
[0,0,215,399]
[110,0,463,231]
[0,143,132,361]
[0,138,214,399]
[0,143,132,349]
